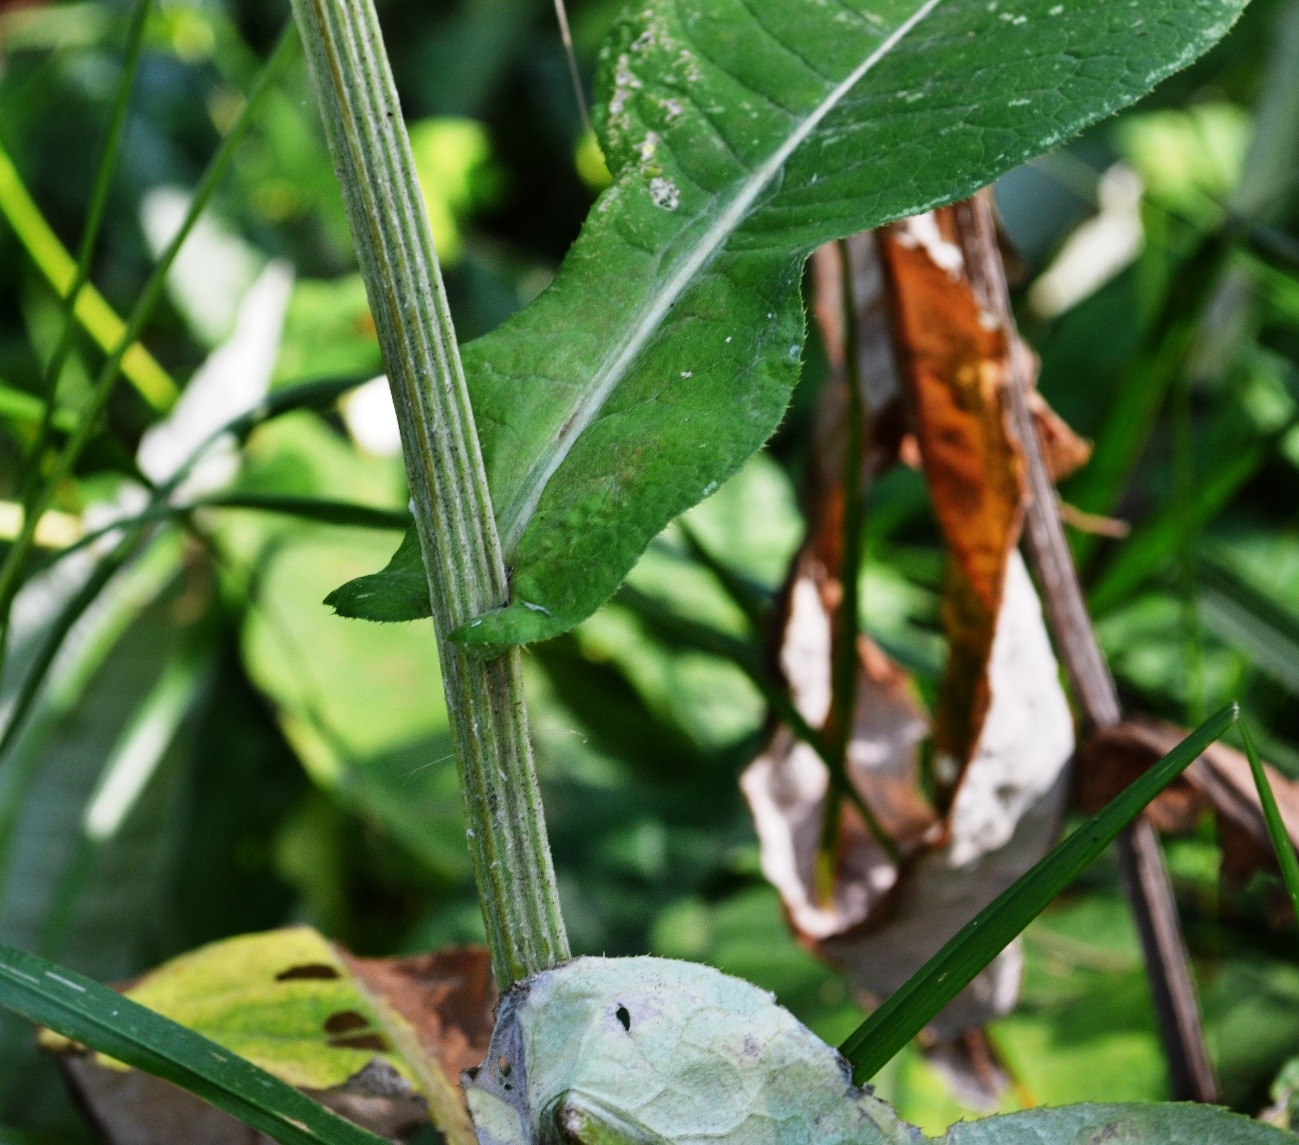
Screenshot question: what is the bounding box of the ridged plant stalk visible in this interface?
[289,0,569,986]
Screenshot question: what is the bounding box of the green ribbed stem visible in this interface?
[289,0,568,986]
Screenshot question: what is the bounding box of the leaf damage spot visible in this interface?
[276,963,341,981]
[649,176,680,210]
[323,1010,371,1035]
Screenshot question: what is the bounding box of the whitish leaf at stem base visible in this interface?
[463,956,1292,1145]
[338,0,1244,644]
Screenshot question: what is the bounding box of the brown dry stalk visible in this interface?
[950,191,1219,1104]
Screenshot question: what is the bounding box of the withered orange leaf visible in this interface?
[744,216,1075,1084]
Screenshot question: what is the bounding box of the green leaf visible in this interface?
[1237,719,1299,922]
[42,927,480,1145]
[409,0,1246,644]
[464,955,917,1145]
[57,927,404,1091]
[0,941,388,1145]
[325,526,431,622]
[940,1104,1290,1143]
[463,955,1291,1145]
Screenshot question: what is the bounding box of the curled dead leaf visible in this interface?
[744,211,1077,1093]
[1077,717,1299,890]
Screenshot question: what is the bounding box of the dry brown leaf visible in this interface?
[345,947,496,1096]
[879,204,1087,798]
[880,211,1023,619]
[1029,389,1092,483]
[1077,717,1299,887]
[59,1057,427,1145]
[741,620,935,942]
[820,552,1073,1040]
[743,213,1076,1080]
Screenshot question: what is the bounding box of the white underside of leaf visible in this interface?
[825,553,1074,1036]
[945,552,1076,868]
[497,0,947,552]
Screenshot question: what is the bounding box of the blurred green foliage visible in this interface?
[0,0,1297,1139]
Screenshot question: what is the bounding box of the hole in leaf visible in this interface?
[615,1004,631,1032]
[323,1010,370,1035]
[276,963,340,981]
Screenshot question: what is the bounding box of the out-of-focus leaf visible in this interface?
[0,534,203,1133]
[138,189,267,347]
[1266,1055,1299,1129]
[272,278,382,388]
[136,261,295,498]
[409,118,502,265]
[1116,103,1251,225]
[43,929,494,1145]
[1197,550,1299,697]
[220,414,462,880]
[1087,444,1270,617]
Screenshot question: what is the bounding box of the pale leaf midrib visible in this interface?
[497,0,945,558]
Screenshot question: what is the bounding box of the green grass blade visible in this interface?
[1198,549,1299,697]
[0,25,297,658]
[1087,439,1269,616]
[0,140,175,411]
[0,532,152,767]
[839,702,1239,1083]
[1237,718,1299,923]
[0,943,388,1145]
[22,0,157,503]
[194,494,411,531]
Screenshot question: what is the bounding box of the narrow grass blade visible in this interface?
[0,943,387,1145]
[839,702,1239,1083]
[0,139,175,410]
[1198,549,1299,697]
[1087,440,1268,615]
[0,383,74,432]
[195,494,411,531]
[23,0,158,505]
[0,26,297,655]
[1237,719,1299,923]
